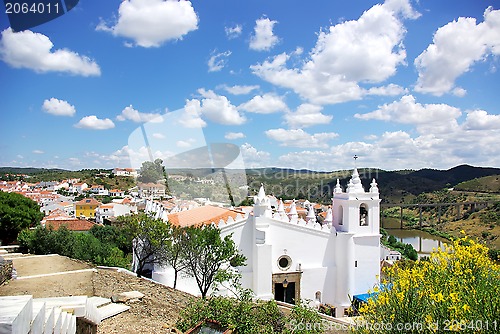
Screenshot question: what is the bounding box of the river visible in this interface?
[383,218,449,258]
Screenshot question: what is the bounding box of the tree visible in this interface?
[123,213,171,277]
[138,159,166,184]
[182,224,246,298]
[161,224,189,289]
[0,192,43,245]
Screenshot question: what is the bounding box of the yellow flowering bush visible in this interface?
[355,236,500,333]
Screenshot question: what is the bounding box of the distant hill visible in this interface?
[0,167,69,174]
[455,174,500,193]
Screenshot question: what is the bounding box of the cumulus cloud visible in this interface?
[284,104,332,128]
[208,50,231,72]
[153,133,166,139]
[42,98,76,117]
[221,84,260,95]
[265,128,338,148]
[176,138,196,148]
[251,0,418,104]
[116,105,163,123]
[238,93,288,114]
[196,89,246,125]
[74,116,115,130]
[32,150,45,154]
[355,95,461,131]
[225,24,242,39]
[225,132,245,140]
[249,17,279,51]
[463,109,500,130]
[0,28,100,76]
[240,143,270,168]
[96,0,199,48]
[415,7,500,96]
[179,99,207,128]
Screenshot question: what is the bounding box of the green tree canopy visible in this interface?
[182,224,246,298]
[121,213,171,277]
[0,192,43,245]
[137,159,166,184]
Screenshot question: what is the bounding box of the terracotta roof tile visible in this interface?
[167,205,244,227]
[75,198,102,206]
[46,219,96,231]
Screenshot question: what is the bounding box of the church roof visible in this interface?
[167,205,244,227]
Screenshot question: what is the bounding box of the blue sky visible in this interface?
[1,0,499,171]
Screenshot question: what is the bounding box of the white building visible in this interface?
[142,167,381,317]
[113,168,138,178]
[95,202,138,224]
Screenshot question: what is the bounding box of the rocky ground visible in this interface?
[0,255,194,333]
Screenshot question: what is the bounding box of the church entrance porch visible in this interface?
[272,272,301,305]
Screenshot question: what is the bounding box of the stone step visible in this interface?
[87,296,112,308]
[29,301,46,334]
[0,295,33,334]
[43,306,55,334]
[97,303,130,322]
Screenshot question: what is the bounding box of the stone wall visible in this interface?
[0,257,13,285]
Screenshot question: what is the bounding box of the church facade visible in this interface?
[146,167,381,317]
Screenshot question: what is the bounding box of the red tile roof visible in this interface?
[167,205,244,227]
[45,219,96,231]
[75,198,102,206]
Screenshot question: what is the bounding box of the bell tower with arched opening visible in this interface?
[332,157,381,317]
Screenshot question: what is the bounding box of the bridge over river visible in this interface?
[380,201,498,229]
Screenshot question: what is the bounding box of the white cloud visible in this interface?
[221,84,260,95]
[153,133,166,139]
[355,95,461,132]
[74,115,115,130]
[251,0,418,104]
[32,150,44,154]
[225,132,245,140]
[366,84,408,96]
[238,93,288,114]
[116,105,163,123]
[196,89,246,125]
[96,0,199,48]
[463,109,500,130]
[179,99,207,128]
[249,17,279,51]
[0,28,100,76]
[240,143,270,168]
[415,7,500,96]
[284,104,332,128]
[208,50,231,72]
[176,138,196,148]
[42,98,76,117]
[265,128,338,148]
[225,24,242,39]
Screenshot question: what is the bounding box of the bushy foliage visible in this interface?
[19,226,130,268]
[355,234,500,333]
[176,297,322,334]
[0,191,43,244]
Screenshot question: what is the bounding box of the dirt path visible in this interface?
[10,254,92,276]
[0,254,194,333]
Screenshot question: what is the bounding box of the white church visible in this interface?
[142,166,381,317]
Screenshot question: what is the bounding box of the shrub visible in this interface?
[355,234,500,333]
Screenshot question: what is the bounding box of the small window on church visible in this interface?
[359,204,369,226]
[315,291,321,302]
[278,255,292,271]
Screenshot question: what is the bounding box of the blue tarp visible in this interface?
[353,292,378,303]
